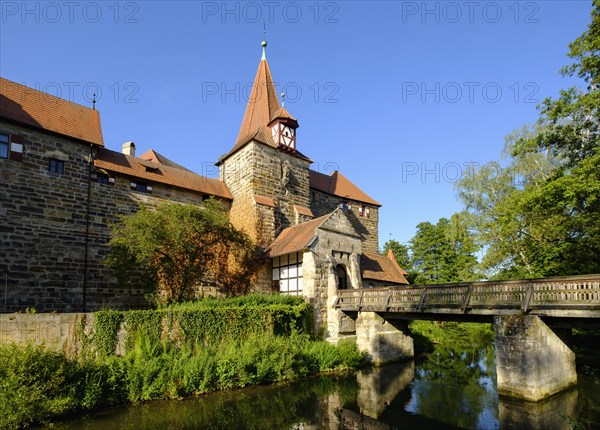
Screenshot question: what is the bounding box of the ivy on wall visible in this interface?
[85,299,312,357]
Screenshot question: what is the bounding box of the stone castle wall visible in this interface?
[0,120,211,312]
[220,141,311,244]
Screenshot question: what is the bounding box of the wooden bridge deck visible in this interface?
[335,274,600,321]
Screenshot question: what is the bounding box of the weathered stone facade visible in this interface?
[297,210,362,339]
[220,141,311,246]
[0,119,220,312]
[310,189,380,254]
[494,315,577,401]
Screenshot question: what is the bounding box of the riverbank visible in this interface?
[0,295,368,429]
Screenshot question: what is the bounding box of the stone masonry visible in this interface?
[310,189,379,254]
[0,119,220,312]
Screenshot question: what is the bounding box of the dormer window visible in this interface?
[139,159,160,173]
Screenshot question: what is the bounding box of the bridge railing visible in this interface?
[335,274,600,316]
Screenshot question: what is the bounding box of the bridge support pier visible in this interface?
[355,312,413,365]
[494,315,577,402]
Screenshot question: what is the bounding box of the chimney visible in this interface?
[122,141,136,157]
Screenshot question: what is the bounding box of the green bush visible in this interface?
[0,343,84,429]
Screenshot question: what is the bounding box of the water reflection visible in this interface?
[405,345,499,429]
[499,388,578,430]
[50,345,599,430]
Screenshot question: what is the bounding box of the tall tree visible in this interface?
[409,213,480,285]
[106,200,258,303]
[457,126,562,278]
[457,2,600,278]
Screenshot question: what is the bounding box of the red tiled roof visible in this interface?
[268,214,332,257]
[0,77,104,146]
[387,248,408,275]
[139,149,192,172]
[294,205,314,217]
[253,194,276,207]
[360,252,409,285]
[94,147,232,199]
[218,57,311,164]
[309,170,381,206]
[235,59,280,147]
[270,107,297,123]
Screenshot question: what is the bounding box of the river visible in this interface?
[51,343,600,429]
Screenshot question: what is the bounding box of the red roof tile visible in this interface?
[360,252,409,285]
[0,77,104,146]
[235,59,280,147]
[253,194,276,207]
[270,107,297,123]
[94,147,232,199]
[218,57,311,164]
[294,205,314,217]
[387,248,408,275]
[309,170,381,206]
[268,214,332,257]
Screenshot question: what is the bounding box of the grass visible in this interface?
[0,331,368,429]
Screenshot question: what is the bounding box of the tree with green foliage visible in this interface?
[409,212,480,285]
[457,2,600,278]
[106,200,258,303]
[457,126,563,278]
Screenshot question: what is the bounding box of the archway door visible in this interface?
[336,264,348,290]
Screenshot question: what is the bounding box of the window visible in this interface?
[0,133,8,159]
[93,172,114,185]
[358,204,370,218]
[130,181,152,193]
[272,252,303,296]
[49,158,64,174]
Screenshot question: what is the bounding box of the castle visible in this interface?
[0,41,407,332]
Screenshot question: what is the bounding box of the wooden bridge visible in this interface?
[333,274,600,402]
[335,274,600,325]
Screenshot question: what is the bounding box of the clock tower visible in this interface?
[217,40,313,253]
[269,102,299,152]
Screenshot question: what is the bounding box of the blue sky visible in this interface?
[0,1,593,249]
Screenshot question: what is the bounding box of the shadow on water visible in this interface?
[49,344,600,430]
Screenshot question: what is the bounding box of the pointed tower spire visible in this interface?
[234,40,280,146]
